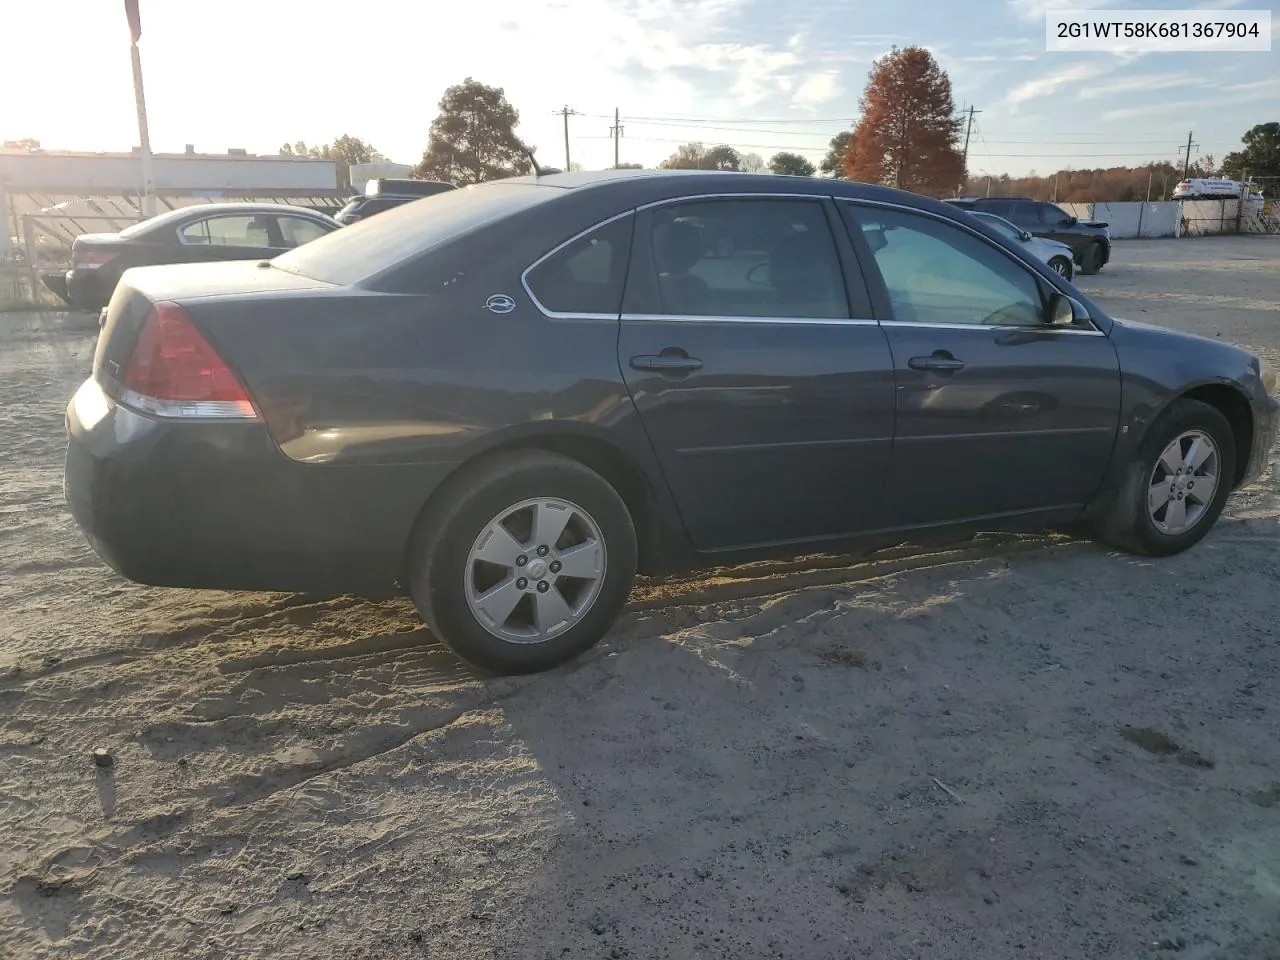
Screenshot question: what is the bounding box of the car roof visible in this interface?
[495,168,972,215]
[120,202,335,237]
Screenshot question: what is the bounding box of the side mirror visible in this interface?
[1048,293,1089,326]
[1061,216,1077,226]
[864,227,888,252]
[1020,230,1033,242]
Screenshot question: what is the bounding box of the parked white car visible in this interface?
[969,211,1075,280]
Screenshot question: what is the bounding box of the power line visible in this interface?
[581,133,1191,159]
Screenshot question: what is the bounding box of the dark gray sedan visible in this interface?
[63,171,1279,674]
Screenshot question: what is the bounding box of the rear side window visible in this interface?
[525,216,634,316]
[634,198,849,319]
[179,215,271,246]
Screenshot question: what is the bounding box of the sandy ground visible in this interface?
[1,236,1278,960]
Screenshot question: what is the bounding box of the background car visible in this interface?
[64,171,1279,676]
[46,202,338,311]
[333,177,457,224]
[945,196,1111,274]
[967,210,1076,279]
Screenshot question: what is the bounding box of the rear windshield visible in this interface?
[272,182,561,286]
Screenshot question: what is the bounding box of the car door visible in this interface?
[839,201,1122,527]
[175,213,279,263]
[613,195,897,551]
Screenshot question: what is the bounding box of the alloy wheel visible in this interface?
[1147,430,1220,535]
[464,497,607,643]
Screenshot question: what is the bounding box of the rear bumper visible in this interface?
[1242,394,1280,487]
[66,269,113,311]
[64,378,455,595]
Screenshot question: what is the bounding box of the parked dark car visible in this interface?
[46,202,338,311]
[945,196,1111,274]
[64,170,1279,674]
[333,178,457,225]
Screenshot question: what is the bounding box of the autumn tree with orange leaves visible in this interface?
[843,47,965,197]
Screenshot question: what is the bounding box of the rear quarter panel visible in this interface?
[177,194,654,473]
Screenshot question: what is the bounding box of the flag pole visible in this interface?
[125,0,156,217]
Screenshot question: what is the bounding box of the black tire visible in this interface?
[407,450,637,674]
[1090,399,1236,557]
[1048,256,1073,280]
[1078,242,1105,275]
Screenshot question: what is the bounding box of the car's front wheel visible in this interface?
[1091,398,1236,556]
[407,451,637,674]
[1048,255,1073,280]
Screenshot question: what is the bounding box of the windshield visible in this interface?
[976,214,1021,243]
[272,181,560,286]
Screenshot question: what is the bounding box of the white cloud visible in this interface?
[1102,87,1275,122]
[1226,79,1276,92]
[793,71,842,107]
[1007,0,1117,23]
[1077,73,1205,99]
[1005,61,1114,108]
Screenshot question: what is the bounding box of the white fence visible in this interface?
[1060,200,1279,238]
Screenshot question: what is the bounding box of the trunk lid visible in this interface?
[92,261,338,395]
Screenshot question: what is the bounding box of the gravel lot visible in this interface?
[1,236,1278,960]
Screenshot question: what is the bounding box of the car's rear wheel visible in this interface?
[1079,242,1105,275]
[1091,399,1235,556]
[407,451,637,674]
[1048,255,1073,280]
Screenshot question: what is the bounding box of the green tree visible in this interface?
[413,78,533,185]
[278,135,383,189]
[820,131,853,178]
[1221,123,1280,183]
[768,152,816,177]
[660,142,742,171]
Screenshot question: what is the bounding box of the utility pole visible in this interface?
[609,108,624,169]
[1179,130,1198,179]
[124,0,155,217]
[961,105,981,171]
[957,105,981,197]
[555,105,578,171]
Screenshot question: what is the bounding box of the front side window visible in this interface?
[179,215,271,247]
[524,216,634,315]
[639,199,848,319]
[845,204,1046,327]
[1039,203,1071,226]
[277,216,331,248]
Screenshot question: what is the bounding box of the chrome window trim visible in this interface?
[877,320,1105,336]
[836,196,1104,335]
[520,210,636,320]
[635,191,829,211]
[621,314,878,327]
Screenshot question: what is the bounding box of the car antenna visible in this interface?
[526,148,545,178]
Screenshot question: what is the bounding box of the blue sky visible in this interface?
[2,0,1276,177]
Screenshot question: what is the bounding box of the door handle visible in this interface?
[908,354,965,372]
[630,353,703,373]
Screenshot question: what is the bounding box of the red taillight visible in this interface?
[118,301,256,418]
[75,250,117,268]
